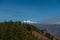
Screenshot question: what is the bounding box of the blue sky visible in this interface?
[0,0,60,23]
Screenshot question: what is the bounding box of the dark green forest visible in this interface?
[0,21,59,40]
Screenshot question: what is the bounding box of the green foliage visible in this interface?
[0,21,55,40]
[0,21,40,40]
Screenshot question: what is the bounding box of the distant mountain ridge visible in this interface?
[31,23,60,36]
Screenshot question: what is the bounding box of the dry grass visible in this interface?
[32,31,48,40]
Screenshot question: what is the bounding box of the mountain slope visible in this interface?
[0,21,59,40]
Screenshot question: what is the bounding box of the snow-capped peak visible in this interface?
[22,20,38,24]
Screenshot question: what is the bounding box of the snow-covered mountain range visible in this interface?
[22,20,38,24]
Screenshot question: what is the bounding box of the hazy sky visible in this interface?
[0,0,60,23]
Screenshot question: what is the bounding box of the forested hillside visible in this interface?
[0,21,59,40]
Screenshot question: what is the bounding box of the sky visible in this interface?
[0,0,60,24]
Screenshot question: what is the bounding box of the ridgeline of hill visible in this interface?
[0,21,60,40]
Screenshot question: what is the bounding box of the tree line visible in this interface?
[0,21,58,40]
